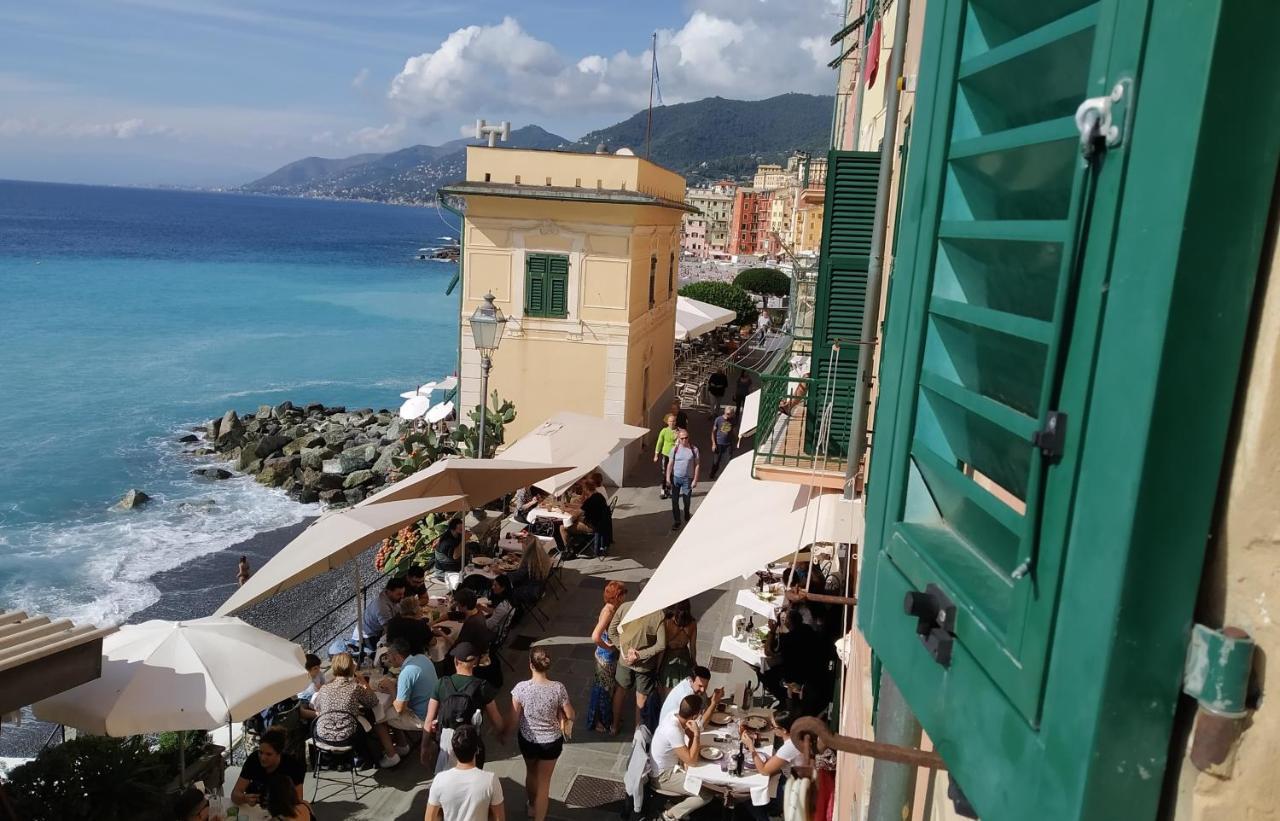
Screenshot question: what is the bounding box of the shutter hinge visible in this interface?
[1074,78,1133,160]
[1032,410,1068,459]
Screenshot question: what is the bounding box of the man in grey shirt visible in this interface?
[609,600,667,732]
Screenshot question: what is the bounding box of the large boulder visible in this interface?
[337,444,378,473]
[254,433,290,458]
[255,404,273,420]
[178,498,217,513]
[207,417,222,439]
[322,429,352,449]
[114,489,151,510]
[297,488,319,504]
[318,488,345,505]
[305,402,326,415]
[343,469,375,489]
[342,488,365,505]
[321,458,344,475]
[329,412,351,427]
[272,401,295,418]
[300,446,332,471]
[237,446,260,471]
[191,467,232,481]
[383,418,404,441]
[178,433,199,444]
[372,444,404,475]
[215,410,240,443]
[282,433,325,456]
[255,462,290,487]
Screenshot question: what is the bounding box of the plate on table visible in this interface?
[434,625,453,636]
[699,747,724,762]
[708,712,733,726]
[471,556,494,567]
[742,715,770,732]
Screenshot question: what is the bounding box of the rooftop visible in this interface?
[440,181,698,213]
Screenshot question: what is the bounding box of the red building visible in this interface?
[728,188,776,257]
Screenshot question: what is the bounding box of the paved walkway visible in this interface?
[232,417,761,820]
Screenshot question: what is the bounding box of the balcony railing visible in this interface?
[751,356,848,489]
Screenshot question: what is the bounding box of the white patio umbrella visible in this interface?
[358,457,571,508]
[675,295,737,341]
[213,495,467,618]
[400,381,436,400]
[399,394,432,420]
[425,400,455,424]
[622,452,850,626]
[500,411,648,496]
[33,616,310,773]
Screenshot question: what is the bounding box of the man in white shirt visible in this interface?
[649,695,712,820]
[658,666,724,726]
[427,725,504,821]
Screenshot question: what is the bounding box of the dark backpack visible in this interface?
[438,676,484,730]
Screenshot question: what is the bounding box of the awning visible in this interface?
[0,611,116,715]
[500,412,648,496]
[358,457,571,508]
[739,390,762,437]
[675,296,737,341]
[622,452,851,625]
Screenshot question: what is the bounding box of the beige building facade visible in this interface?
[441,147,689,472]
[684,181,736,257]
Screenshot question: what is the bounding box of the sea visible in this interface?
[0,179,460,627]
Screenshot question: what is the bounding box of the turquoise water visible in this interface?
[0,180,459,623]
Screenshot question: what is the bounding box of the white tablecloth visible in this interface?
[528,507,575,526]
[735,588,782,619]
[683,728,778,806]
[719,635,770,670]
[430,620,462,663]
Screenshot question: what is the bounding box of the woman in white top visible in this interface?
[740,711,807,821]
[510,647,575,821]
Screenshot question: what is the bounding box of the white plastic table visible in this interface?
[528,507,575,526]
[683,720,778,806]
[719,635,771,671]
[735,588,782,619]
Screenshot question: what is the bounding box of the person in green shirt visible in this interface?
[652,413,679,500]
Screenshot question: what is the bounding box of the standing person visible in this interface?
[733,370,753,415]
[668,400,689,431]
[609,601,667,731]
[587,581,627,735]
[237,555,252,587]
[657,600,698,696]
[665,429,700,532]
[653,414,679,500]
[426,725,505,821]
[708,406,737,480]
[648,695,713,820]
[231,727,305,808]
[510,648,575,821]
[706,369,728,414]
[425,643,506,771]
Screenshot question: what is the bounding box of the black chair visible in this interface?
[307,711,371,801]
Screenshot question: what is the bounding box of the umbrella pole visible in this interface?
[354,562,366,662]
[179,730,186,785]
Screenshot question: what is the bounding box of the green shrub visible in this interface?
[679,281,759,325]
[733,267,790,298]
[7,735,171,821]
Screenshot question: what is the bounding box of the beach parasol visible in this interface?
[399,381,436,400]
[399,395,432,420]
[425,400,454,424]
[500,411,648,496]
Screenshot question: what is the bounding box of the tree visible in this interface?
[679,281,759,325]
[7,736,171,821]
[734,267,790,299]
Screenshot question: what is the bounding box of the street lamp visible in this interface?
[468,291,507,458]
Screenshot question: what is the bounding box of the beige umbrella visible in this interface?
[213,495,467,618]
[33,616,310,774]
[500,411,649,496]
[358,457,572,507]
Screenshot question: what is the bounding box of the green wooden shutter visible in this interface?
[648,255,657,308]
[525,253,547,316]
[859,0,1280,818]
[808,150,880,457]
[547,254,569,317]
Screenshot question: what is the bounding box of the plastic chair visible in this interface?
[307,713,367,801]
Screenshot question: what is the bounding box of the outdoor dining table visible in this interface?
[428,619,462,663]
[719,634,772,671]
[735,587,783,619]
[683,706,779,806]
[528,506,576,526]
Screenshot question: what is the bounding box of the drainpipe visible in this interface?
[437,190,466,398]
[844,0,910,501]
[866,670,924,821]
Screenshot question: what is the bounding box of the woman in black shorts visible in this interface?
[510,647,576,821]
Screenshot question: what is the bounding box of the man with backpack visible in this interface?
[664,428,700,532]
[424,642,506,771]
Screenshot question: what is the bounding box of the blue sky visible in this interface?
[0,1,843,186]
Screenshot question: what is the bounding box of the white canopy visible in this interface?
[675,296,737,341]
[358,457,571,508]
[425,400,455,424]
[214,495,466,616]
[400,381,437,400]
[33,617,309,736]
[622,452,844,625]
[399,394,432,420]
[739,389,762,437]
[436,375,458,392]
[500,411,648,496]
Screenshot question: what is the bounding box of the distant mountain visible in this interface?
[241,125,571,204]
[576,93,834,184]
[243,94,833,203]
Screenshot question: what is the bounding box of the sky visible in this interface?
[0,0,845,187]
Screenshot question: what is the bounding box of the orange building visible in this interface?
[728,188,776,257]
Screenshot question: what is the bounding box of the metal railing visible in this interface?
[753,368,846,476]
[290,568,389,656]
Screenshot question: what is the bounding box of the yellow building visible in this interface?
[791,188,825,255]
[751,163,790,191]
[440,146,691,473]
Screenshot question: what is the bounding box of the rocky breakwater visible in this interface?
[198,401,409,507]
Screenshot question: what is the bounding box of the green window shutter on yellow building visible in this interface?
[525,253,569,318]
[856,0,1280,818]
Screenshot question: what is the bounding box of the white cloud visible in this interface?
[0,117,177,140]
[346,121,406,150]
[351,67,371,90]
[386,2,840,129]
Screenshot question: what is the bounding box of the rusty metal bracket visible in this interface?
[792,717,948,770]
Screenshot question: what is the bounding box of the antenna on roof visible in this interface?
[474,119,511,147]
[645,31,658,158]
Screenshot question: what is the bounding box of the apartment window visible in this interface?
[484,172,491,182]
[514,175,521,184]
[668,252,675,296]
[648,254,657,308]
[525,253,569,318]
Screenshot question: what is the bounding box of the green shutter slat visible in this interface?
[937,220,1067,243]
[958,3,1099,79]
[549,268,568,316]
[948,116,1077,160]
[911,441,1024,569]
[918,370,1039,441]
[929,297,1054,345]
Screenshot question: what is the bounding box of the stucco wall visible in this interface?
[1168,220,1280,820]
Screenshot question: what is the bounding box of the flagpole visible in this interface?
[645,30,657,158]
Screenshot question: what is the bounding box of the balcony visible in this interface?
[752,364,849,490]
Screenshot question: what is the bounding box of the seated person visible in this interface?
[384,616,433,658]
[433,518,466,574]
[511,485,545,524]
[658,665,722,724]
[452,588,494,652]
[377,637,438,746]
[297,653,325,722]
[740,711,807,821]
[232,727,305,809]
[580,473,613,556]
[399,566,429,616]
[351,577,407,657]
[648,695,713,820]
[309,652,401,768]
[263,772,315,821]
[170,787,208,821]
[481,574,516,632]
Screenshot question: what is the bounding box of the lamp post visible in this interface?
[468,291,507,459]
